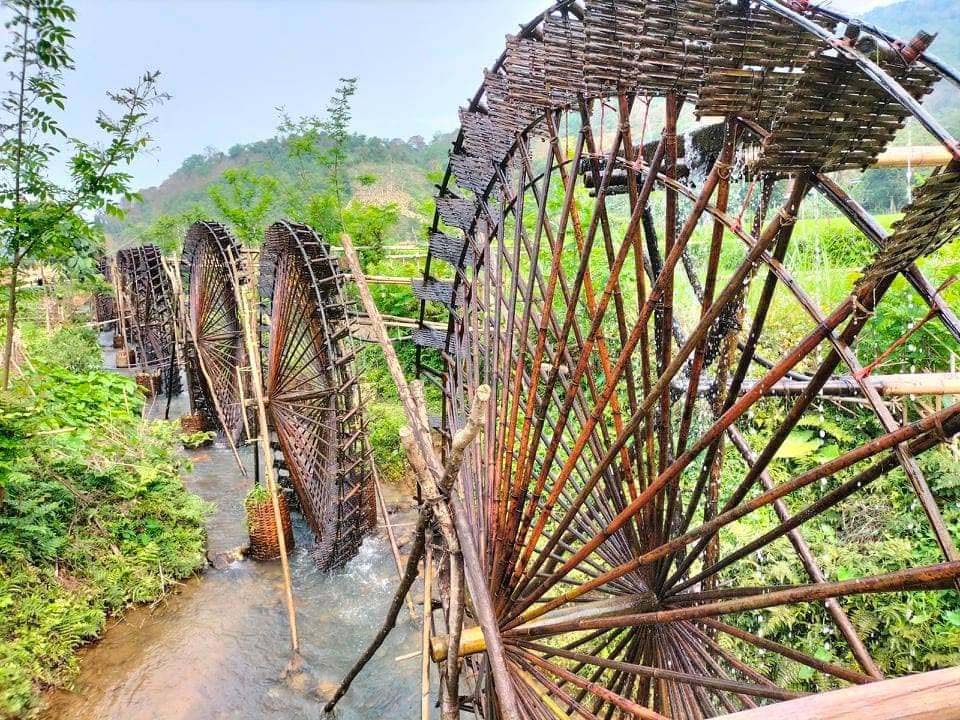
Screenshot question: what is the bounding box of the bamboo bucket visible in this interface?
[246,491,295,561]
[115,347,135,368]
[179,412,209,434]
[112,333,124,349]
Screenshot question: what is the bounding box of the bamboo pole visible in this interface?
[363,275,418,285]
[225,249,299,653]
[336,232,520,720]
[421,538,433,720]
[873,145,954,168]
[745,372,960,397]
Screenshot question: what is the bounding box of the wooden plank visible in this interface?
[716,667,960,720]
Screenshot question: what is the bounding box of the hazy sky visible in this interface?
[35,0,898,189]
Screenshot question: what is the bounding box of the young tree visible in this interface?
[278,76,357,227]
[138,203,207,253]
[208,168,278,246]
[0,0,166,388]
[277,78,400,268]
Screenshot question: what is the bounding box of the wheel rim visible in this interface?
[115,244,181,394]
[181,222,247,444]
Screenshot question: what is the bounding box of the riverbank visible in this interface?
[33,331,423,719]
[0,326,208,719]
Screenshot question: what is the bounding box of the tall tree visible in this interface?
[0,0,166,388]
[278,76,357,227]
[276,78,399,268]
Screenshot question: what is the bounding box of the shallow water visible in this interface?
[41,335,422,720]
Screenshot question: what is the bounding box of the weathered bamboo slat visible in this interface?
[715,666,960,720]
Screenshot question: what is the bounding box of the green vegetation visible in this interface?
[717,400,960,687]
[245,484,270,506]
[0,0,166,388]
[180,430,215,449]
[104,116,451,251]
[0,323,207,717]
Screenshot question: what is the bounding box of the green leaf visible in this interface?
[775,430,822,460]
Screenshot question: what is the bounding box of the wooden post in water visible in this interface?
[421,538,432,720]
[224,245,300,654]
[328,233,518,719]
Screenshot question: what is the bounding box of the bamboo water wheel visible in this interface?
[115,244,182,395]
[93,255,117,329]
[414,2,960,717]
[259,221,377,571]
[181,222,248,444]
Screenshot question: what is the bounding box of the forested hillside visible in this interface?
[104,129,453,249]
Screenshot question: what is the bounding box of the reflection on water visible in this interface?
[41,335,421,720]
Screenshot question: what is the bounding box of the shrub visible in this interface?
[0,363,208,717]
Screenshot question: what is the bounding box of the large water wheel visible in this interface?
[181,222,248,445]
[115,244,182,395]
[416,2,960,717]
[259,221,376,571]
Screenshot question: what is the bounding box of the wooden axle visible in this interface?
[363,275,413,285]
[872,145,955,168]
[430,593,658,662]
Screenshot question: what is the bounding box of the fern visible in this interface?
[0,347,208,717]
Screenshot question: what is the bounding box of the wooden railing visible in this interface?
[717,666,960,720]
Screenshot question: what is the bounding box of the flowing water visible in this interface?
[40,334,422,720]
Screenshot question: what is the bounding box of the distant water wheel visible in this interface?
[259,221,376,571]
[416,2,960,717]
[115,244,182,395]
[181,222,248,444]
[93,255,117,329]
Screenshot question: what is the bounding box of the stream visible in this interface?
[40,333,422,719]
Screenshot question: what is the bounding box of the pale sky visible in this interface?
[19,0,897,190]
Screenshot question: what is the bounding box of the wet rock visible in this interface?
[313,678,339,702]
[284,670,309,693]
[207,546,247,570]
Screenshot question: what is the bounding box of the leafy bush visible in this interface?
[0,364,208,717]
[245,484,270,505]
[367,402,408,484]
[715,400,960,689]
[180,430,215,449]
[18,324,101,374]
